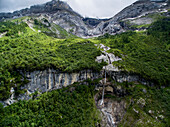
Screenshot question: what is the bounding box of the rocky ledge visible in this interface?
[1,69,100,106]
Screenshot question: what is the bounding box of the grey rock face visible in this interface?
[18,69,99,100]
[0,88,16,107]
[129,17,154,25]
[0,0,169,37]
[46,11,90,37]
[110,71,152,85]
[94,0,169,35]
[99,100,127,127]
[0,0,92,37]
[95,82,127,127]
[1,69,100,106]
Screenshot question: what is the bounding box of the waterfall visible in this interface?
[104,66,106,86]
[100,85,105,105]
[100,66,117,127]
[106,112,116,127]
[10,87,15,100]
[101,107,116,127]
[100,67,106,105]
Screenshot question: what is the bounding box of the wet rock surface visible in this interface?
[95,44,152,85]
[95,79,128,127]
[94,43,154,127]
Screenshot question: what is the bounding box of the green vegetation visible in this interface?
[0,17,169,100]
[113,82,170,127]
[0,84,100,127]
[33,18,76,38]
[0,21,27,37]
[130,24,151,29]
[97,17,170,86]
[0,21,105,100]
[0,14,169,127]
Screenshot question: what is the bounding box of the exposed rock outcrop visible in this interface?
[99,100,127,127]
[95,79,128,127]
[95,44,122,72]
[1,69,100,106]
[0,88,16,106]
[96,0,170,35]
[0,0,169,37]
[0,0,92,37]
[95,44,152,85]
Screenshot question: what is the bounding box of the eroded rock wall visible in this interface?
[18,69,100,100]
[1,69,100,106]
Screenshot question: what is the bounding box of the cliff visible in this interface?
[0,1,169,126]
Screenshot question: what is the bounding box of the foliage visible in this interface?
[97,18,170,86]
[0,21,27,37]
[0,21,104,100]
[33,18,76,38]
[116,82,170,127]
[0,84,100,127]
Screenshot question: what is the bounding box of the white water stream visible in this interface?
[100,66,106,105]
[101,65,116,127]
[106,112,116,127]
[96,44,119,126]
[100,86,105,105]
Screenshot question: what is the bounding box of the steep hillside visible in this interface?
[94,0,170,35]
[0,16,169,126]
[0,0,92,37]
[0,0,169,37]
[0,0,170,127]
[97,18,170,86]
[0,20,105,100]
[0,84,100,127]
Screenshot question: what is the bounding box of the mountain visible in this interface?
[0,0,90,37]
[100,0,170,33]
[0,0,169,37]
[0,0,170,127]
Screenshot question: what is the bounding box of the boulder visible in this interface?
[105,86,114,93]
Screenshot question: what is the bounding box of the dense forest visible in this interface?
[0,20,105,100]
[0,15,169,127]
[0,84,100,126]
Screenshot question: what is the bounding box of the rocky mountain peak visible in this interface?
[19,0,73,14]
[34,0,73,12]
[0,0,169,37]
[0,0,74,20]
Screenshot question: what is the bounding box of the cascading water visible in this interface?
[100,67,106,106]
[101,106,116,127]
[100,66,117,127]
[105,112,116,127]
[100,86,105,105]
[96,44,124,127]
